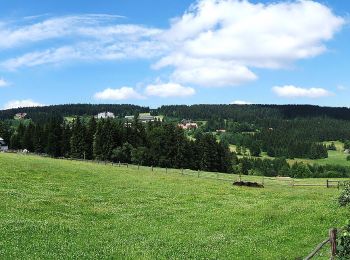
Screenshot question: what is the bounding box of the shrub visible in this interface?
[347,155,350,161]
[337,220,350,259]
[339,182,350,207]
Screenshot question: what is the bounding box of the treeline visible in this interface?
[158,104,350,121]
[0,104,149,122]
[212,116,350,159]
[234,156,350,178]
[5,117,233,173]
[3,104,350,123]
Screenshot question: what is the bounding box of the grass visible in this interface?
[231,141,350,167]
[0,153,348,259]
[286,141,349,166]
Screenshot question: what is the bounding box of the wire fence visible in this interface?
[7,151,350,188]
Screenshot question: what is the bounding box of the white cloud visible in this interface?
[145,82,195,98]
[0,15,166,70]
[0,1,345,89]
[272,85,333,98]
[94,87,145,100]
[0,78,9,87]
[154,55,257,87]
[155,0,344,87]
[0,15,156,49]
[231,100,252,105]
[4,99,44,109]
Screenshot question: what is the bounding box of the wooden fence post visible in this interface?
[181,168,184,175]
[118,161,121,167]
[197,170,200,178]
[151,166,153,172]
[326,180,329,188]
[329,228,337,259]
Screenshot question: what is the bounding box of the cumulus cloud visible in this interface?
[272,85,333,98]
[156,0,344,87]
[4,99,44,109]
[145,82,195,97]
[231,100,252,105]
[0,78,9,87]
[94,87,145,100]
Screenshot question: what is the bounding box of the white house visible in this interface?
[125,113,155,123]
[0,138,8,151]
[96,112,115,119]
[15,113,27,119]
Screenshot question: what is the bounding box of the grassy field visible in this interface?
[230,141,350,167]
[0,153,348,259]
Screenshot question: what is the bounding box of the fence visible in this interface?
[292,179,346,189]
[9,151,350,188]
[304,228,338,260]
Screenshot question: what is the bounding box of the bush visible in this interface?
[339,182,350,207]
[347,155,350,161]
[337,220,350,259]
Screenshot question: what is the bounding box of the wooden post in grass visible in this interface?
[326,180,329,188]
[329,228,337,259]
[151,166,153,172]
[181,168,184,175]
[126,163,128,168]
[118,161,121,167]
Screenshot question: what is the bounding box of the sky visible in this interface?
[0,0,349,109]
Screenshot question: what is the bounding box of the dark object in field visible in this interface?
[233,181,264,188]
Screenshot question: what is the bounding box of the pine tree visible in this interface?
[85,117,96,160]
[70,117,86,159]
[47,117,62,157]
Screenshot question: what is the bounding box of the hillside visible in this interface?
[2,104,350,122]
[0,153,347,259]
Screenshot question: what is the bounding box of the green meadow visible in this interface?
[230,141,350,167]
[0,153,348,259]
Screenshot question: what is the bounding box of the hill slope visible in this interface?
[0,153,347,259]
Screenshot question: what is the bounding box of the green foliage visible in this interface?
[339,182,350,207]
[337,220,350,259]
[328,142,337,151]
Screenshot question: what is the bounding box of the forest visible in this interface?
[1,104,350,178]
[0,117,232,173]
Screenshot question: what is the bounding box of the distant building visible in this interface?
[96,112,115,119]
[15,113,27,119]
[0,138,8,151]
[125,113,155,123]
[178,122,198,130]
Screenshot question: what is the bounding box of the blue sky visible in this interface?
[0,0,349,109]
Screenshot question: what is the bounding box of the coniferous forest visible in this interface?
[1,104,350,178]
